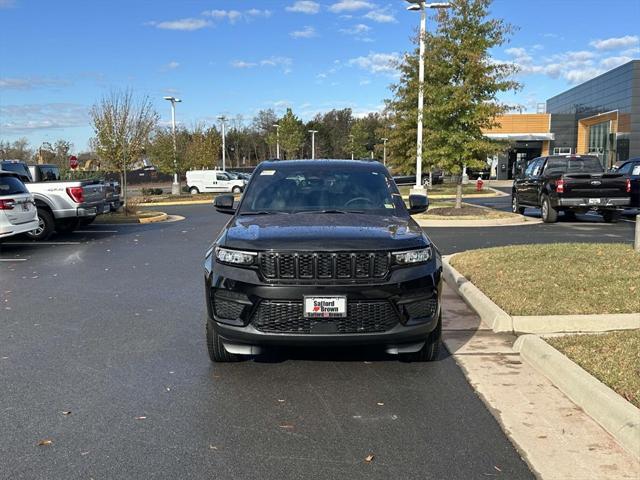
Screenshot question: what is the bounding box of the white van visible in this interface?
[186,170,246,195]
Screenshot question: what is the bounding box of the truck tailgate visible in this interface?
[562,174,628,198]
[82,182,106,205]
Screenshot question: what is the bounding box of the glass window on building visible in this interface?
[553,147,572,155]
[588,122,610,168]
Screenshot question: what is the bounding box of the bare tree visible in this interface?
[90,89,159,209]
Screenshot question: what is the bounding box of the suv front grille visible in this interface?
[259,252,390,281]
[252,301,398,334]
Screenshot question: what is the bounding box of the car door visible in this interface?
[529,158,547,204]
[629,162,640,207]
[215,173,231,192]
[518,159,540,205]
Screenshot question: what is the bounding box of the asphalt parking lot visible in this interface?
[1,200,636,479]
[1,204,536,480]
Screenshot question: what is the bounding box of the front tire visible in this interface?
[541,195,558,223]
[232,186,242,194]
[512,193,525,214]
[206,317,242,363]
[602,211,620,223]
[189,187,200,195]
[25,208,55,241]
[401,312,441,362]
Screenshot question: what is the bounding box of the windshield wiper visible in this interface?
[293,209,364,214]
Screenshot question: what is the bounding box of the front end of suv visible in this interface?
[203,160,443,362]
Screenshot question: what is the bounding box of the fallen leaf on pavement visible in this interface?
[364,454,375,463]
[135,416,147,420]
[494,466,502,472]
[279,424,295,430]
[209,445,218,450]
[61,411,72,416]
[376,402,384,406]
[37,439,53,446]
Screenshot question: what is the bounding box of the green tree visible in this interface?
[53,139,73,168]
[185,125,221,170]
[90,89,159,206]
[386,0,519,206]
[0,138,33,161]
[278,108,305,159]
[147,126,189,175]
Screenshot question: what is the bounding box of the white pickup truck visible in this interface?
[0,160,107,240]
[186,170,246,195]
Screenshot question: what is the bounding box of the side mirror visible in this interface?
[408,194,428,215]
[214,194,236,214]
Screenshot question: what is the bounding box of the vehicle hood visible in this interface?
[221,213,427,251]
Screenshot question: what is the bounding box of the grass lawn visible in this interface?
[547,330,640,408]
[422,203,516,220]
[399,184,494,197]
[93,211,164,224]
[450,243,640,316]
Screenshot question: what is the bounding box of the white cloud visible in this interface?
[599,56,633,69]
[329,1,374,13]
[231,60,258,68]
[290,26,317,38]
[590,35,639,51]
[364,9,396,23]
[286,1,320,14]
[0,77,71,90]
[0,103,89,133]
[622,47,640,56]
[164,61,180,70]
[148,18,211,31]
[231,57,293,74]
[201,9,271,24]
[348,51,399,75]
[340,23,371,35]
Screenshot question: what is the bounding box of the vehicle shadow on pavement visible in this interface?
[249,345,450,364]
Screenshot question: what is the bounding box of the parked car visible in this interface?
[204,159,442,363]
[0,170,39,240]
[512,155,631,223]
[186,170,246,195]
[1,160,107,240]
[612,158,640,208]
[393,169,444,186]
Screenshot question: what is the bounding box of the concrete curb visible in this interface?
[442,255,640,334]
[139,199,213,206]
[416,215,541,227]
[138,212,168,224]
[514,334,640,460]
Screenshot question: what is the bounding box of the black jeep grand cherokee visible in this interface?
[204,160,442,362]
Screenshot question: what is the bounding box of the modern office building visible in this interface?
[484,60,639,179]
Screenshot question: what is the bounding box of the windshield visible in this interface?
[238,165,404,215]
[545,157,604,175]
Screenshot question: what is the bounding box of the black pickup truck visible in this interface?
[512,155,631,223]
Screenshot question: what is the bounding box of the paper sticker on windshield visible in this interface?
[261,170,276,176]
[384,203,394,209]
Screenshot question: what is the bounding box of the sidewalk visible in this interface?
[441,284,640,480]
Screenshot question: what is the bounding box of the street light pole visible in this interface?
[218,116,227,171]
[405,1,451,195]
[308,130,318,160]
[349,134,354,160]
[273,124,280,159]
[163,96,182,195]
[381,138,388,166]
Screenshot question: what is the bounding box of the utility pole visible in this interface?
[273,124,280,159]
[163,96,182,195]
[308,130,318,160]
[349,134,354,160]
[381,138,388,166]
[218,116,227,171]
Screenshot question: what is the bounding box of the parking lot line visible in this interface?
[2,241,82,246]
[0,258,27,262]
[74,230,119,234]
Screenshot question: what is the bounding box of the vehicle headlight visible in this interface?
[215,247,256,266]
[393,247,432,265]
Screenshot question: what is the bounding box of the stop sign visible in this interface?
[69,155,79,170]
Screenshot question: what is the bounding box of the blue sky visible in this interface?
[1,0,639,152]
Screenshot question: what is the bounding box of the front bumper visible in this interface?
[556,197,630,208]
[204,257,442,353]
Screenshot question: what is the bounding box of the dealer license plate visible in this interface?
[588,198,602,205]
[304,296,347,318]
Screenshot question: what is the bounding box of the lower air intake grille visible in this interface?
[252,301,399,334]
